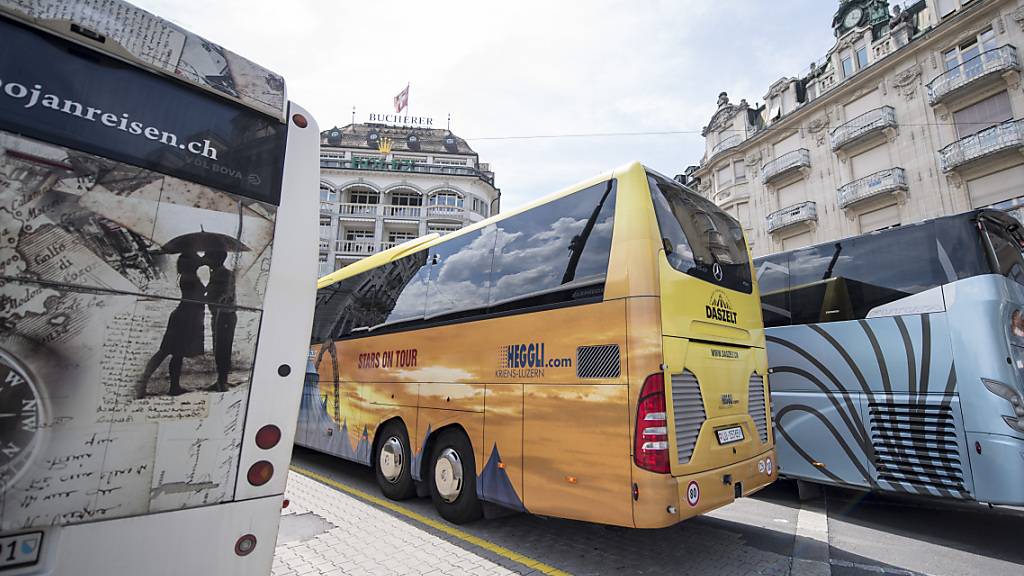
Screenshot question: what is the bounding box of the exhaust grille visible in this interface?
[869,402,966,493]
[672,371,706,464]
[749,374,768,444]
[576,344,621,379]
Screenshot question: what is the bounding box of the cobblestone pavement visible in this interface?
[277,447,1024,576]
[273,472,518,576]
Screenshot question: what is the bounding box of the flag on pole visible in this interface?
[394,84,409,114]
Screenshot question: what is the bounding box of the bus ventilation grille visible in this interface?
[576,345,621,379]
[748,374,769,444]
[868,402,966,493]
[672,371,706,465]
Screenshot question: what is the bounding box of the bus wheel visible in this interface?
[374,421,416,500]
[429,429,482,524]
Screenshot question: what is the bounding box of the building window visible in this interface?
[429,191,463,207]
[855,45,869,70]
[428,223,461,235]
[935,0,959,18]
[733,161,747,182]
[716,165,733,191]
[388,231,416,244]
[953,91,1012,138]
[470,197,489,216]
[943,28,997,81]
[390,190,422,206]
[433,157,468,166]
[768,97,782,121]
[348,189,379,205]
[841,53,855,78]
[320,183,336,202]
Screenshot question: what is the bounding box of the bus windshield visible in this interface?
[647,172,752,293]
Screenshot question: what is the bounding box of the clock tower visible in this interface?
[832,0,892,38]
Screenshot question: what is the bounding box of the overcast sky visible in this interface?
[134,0,841,210]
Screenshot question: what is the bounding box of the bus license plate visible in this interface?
[716,426,744,445]
[0,531,42,570]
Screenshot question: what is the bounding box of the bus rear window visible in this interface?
[648,173,752,294]
[983,218,1024,286]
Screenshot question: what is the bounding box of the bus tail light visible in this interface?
[247,461,275,486]
[635,372,670,474]
[255,425,282,449]
[1012,310,1024,339]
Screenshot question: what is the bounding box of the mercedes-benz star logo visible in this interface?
[712,262,723,282]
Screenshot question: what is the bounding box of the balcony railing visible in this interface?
[939,118,1024,172]
[318,239,330,252]
[334,202,378,218]
[382,205,423,219]
[767,201,817,234]
[426,205,466,220]
[837,168,908,209]
[927,45,1020,105]
[762,149,811,185]
[320,157,495,186]
[708,134,742,159]
[334,240,378,256]
[831,106,897,151]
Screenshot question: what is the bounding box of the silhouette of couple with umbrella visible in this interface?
[136,231,243,398]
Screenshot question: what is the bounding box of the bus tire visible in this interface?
[428,429,482,524]
[374,421,416,500]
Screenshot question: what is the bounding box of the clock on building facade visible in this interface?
[834,0,892,37]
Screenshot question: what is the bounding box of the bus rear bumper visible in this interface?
[968,432,1024,506]
[674,449,778,522]
[5,495,283,576]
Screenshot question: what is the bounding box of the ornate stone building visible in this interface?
[691,0,1024,256]
[318,123,500,275]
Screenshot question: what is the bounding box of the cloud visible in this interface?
[133,0,840,210]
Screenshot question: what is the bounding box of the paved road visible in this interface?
[279,447,1024,576]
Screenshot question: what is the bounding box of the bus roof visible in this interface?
[754,208,1016,262]
[317,161,647,290]
[0,0,288,120]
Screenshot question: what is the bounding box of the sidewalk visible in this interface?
[273,472,518,576]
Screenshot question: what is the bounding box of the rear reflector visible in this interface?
[255,425,282,449]
[234,534,257,556]
[247,461,274,486]
[635,373,670,474]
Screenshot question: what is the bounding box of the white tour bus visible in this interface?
[0,1,318,574]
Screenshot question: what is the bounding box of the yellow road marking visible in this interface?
[289,465,572,576]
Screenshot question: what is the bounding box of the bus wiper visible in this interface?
[562,180,613,285]
[822,242,842,280]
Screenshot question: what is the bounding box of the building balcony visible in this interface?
[334,202,379,219]
[708,134,742,161]
[837,168,908,210]
[426,205,467,221]
[927,45,1020,106]
[334,240,378,257]
[939,119,1024,172]
[762,149,811,186]
[382,205,423,219]
[320,157,495,186]
[767,201,817,234]
[712,185,750,208]
[831,106,897,152]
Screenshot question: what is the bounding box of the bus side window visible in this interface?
[426,226,497,320]
[489,182,616,310]
[756,255,792,327]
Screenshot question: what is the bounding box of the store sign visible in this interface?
[367,113,434,127]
